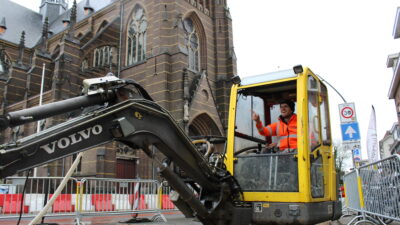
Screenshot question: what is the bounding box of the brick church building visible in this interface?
[0,0,236,179]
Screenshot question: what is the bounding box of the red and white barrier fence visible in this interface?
[0,177,177,218]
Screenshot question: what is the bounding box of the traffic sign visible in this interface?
[341,122,360,141]
[353,148,361,162]
[338,103,357,123]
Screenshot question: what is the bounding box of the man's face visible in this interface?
[280,103,293,118]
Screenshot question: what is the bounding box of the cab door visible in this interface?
[307,75,332,201]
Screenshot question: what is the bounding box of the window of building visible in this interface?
[72,154,82,173]
[93,46,114,67]
[94,48,100,67]
[127,6,147,65]
[81,59,88,72]
[183,18,200,72]
[104,46,110,65]
[395,124,400,141]
[0,50,10,75]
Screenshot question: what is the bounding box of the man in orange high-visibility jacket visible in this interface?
[252,100,297,153]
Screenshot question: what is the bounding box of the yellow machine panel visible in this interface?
[225,66,341,224]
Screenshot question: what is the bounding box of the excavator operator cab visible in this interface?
[225,66,341,224]
[233,79,299,192]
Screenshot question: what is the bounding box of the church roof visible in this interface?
[0,0,116,48]
[0,0,43,48]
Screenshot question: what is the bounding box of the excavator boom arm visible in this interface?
[0,99,220,191]
[0,76,245,225]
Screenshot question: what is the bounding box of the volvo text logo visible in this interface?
[40,125,103,154]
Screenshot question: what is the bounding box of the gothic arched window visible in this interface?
[94,48,100,67]
[103,46,110,65]
[184,18,200,72]
[0,50,10,75]
[93,46,114,67]
[127,6,147,65]
[81,59,88,72]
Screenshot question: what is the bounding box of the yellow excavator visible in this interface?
[0,65,341,224]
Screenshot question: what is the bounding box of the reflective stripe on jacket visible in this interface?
[256,114,297,151]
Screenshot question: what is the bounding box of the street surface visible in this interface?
[0,212,202,225]
[1,212,400,225]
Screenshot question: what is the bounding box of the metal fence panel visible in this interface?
[77,178,160,215]
[343,170,361,211]
[0,177,77,216]
[0,177,177,220]
[359,155,400,221]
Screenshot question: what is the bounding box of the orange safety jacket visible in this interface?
[256,114,297,152]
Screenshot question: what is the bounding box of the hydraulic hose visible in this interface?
[28,152,85,225]
[192,139,212,158]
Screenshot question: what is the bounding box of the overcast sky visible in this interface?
[9,0,400,160]
[229,0,399,160]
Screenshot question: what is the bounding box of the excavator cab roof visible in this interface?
[239,65,303,86]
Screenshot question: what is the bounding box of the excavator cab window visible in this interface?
[233,80,298,192]
[308,75,332,198]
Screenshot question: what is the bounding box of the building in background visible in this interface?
[379,122,400,158]
[385,7,400,156]
[0,0,236,179]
